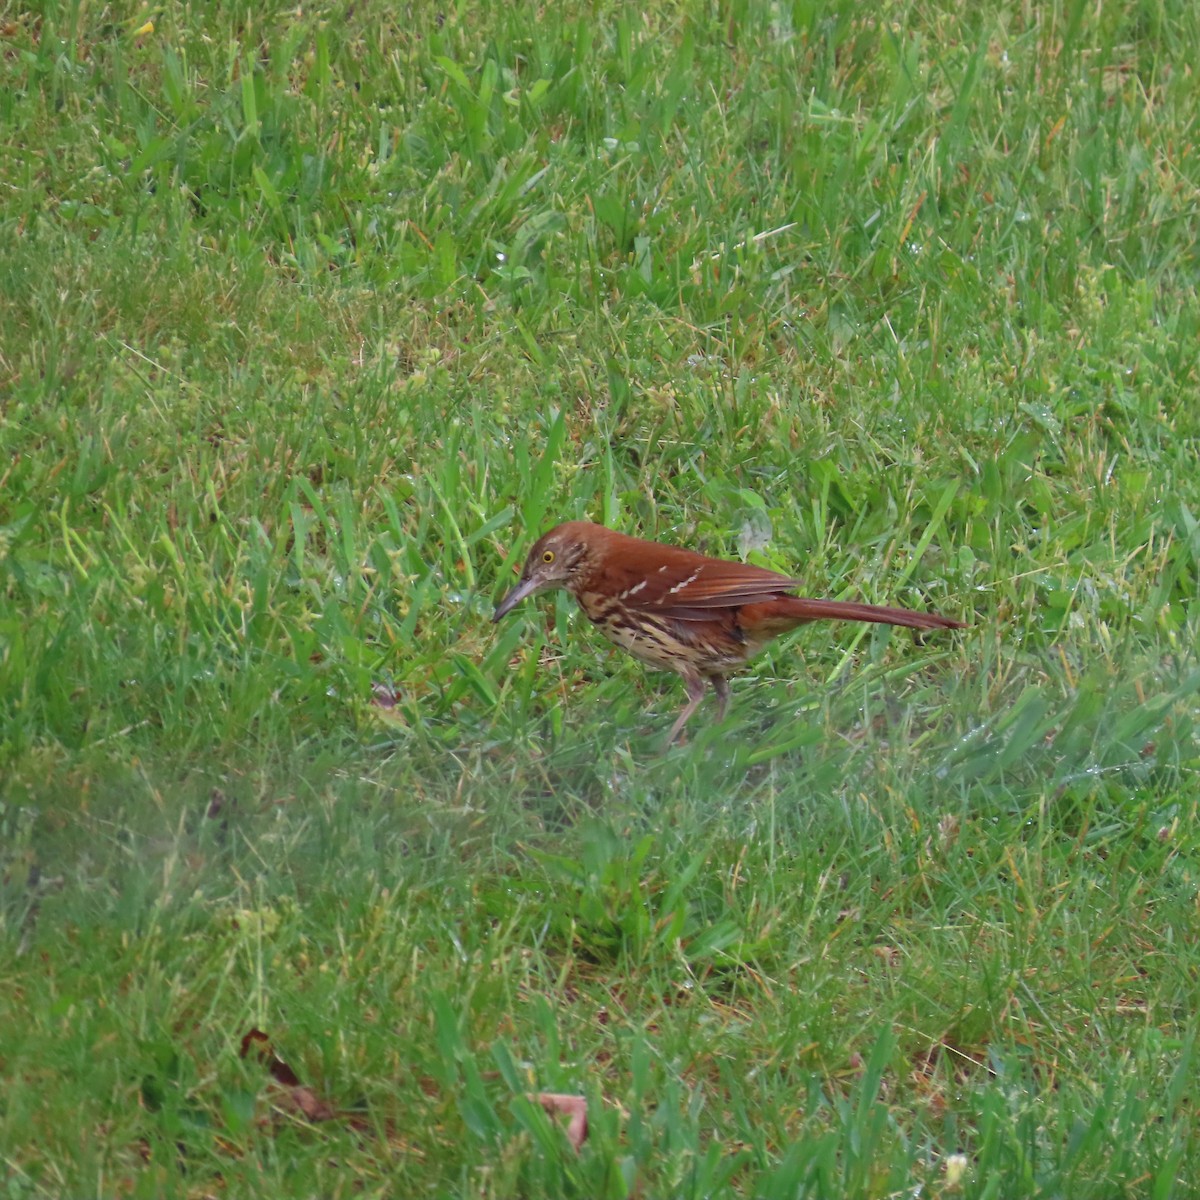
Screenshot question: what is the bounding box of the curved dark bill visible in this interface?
[492,576,540,623]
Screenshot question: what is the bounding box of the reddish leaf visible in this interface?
[534,1092,588,1152]
[239,1028,336,1122]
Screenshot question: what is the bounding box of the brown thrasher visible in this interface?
[493,521,967,743]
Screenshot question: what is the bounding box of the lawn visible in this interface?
[2,0,1199,1195]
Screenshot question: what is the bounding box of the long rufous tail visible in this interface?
[743,597,967,633]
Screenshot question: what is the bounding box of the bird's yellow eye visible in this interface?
[542,549,556,564]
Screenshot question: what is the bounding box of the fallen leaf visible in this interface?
[240,1029,336,1122]
[533,1092,587,1152]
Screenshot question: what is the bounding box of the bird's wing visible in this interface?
[598,548,800,621]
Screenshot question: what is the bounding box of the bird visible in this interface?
[492,520,967,744]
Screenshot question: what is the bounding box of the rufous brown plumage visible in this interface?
[493,521,967,743]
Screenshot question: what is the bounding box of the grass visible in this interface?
[2,0,1199,1194]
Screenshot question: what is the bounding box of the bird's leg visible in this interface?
[666,673,709,745]
[709,675,731,722]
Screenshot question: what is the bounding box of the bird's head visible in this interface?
[491,522,596,622]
